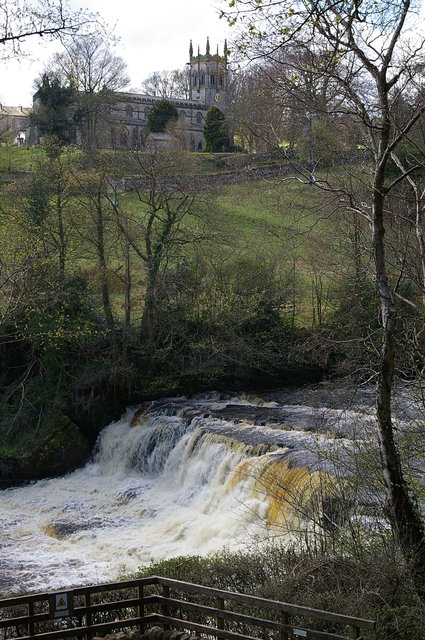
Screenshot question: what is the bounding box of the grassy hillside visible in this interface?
[0,147,384,478]
[0,145,44,171]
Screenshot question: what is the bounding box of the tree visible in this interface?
[141,68,190,100]
[106,148,207,357]
[50,34,130,153]
[223,0,425,594]
[31,73,74,148]
[227,67,278,152]
[146,99,178,133]
[70,154,121,354]
[203,106,230,152]
[228,45,350,158]
[0,0,95,59]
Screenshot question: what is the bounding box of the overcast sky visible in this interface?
[0,0,231,107]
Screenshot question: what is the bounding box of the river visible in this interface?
[0,385,414,596]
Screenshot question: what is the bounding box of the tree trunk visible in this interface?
[372,169,425,596]
[56,189,66,283]
[121,238,131,366]
[141,260,159,356]
[96,195,116,354]
[352,210,362,298]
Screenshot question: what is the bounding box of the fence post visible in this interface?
[280,610,289,640]
[138,584,145,637]
[162,585,170,630]
[216,596,225,636]
[85,590,92,640]
[28,600,35,638]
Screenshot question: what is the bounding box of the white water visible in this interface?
[0,391,376,595]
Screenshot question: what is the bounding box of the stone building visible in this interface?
[97,38,229,152]
[28,39,228,151]
[0,105,31,145]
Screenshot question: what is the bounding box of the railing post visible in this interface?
[85,590,92,640]
[352,625,360,639]
[28,600,35,638]
[216,596,225,636]
[138,583,145,637]
[280,610,289,640]
[162,584,170,630]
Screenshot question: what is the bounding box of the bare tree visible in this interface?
[223,0,425,594]
[106,147,209,357]
[140,68,190,100]
[70,156,120,354]
[0,0,95,59]
[51,34,130,153]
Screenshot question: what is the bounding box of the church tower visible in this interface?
[188,38,228,110]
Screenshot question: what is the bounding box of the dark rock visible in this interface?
[0,415,89,484]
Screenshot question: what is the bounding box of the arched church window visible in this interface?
[210,73,215,85]
[193,75,198,87]
[219,75,223,87]
[179,111,186,122]
[131,128,139,149]
[200,73,205,85]
[196,112,203,124]
[125,105,133,119]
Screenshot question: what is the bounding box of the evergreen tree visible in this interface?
[31,73,75,147]
[203,106,230,152]
[147,99,178,133]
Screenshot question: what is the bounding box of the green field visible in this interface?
[0,144,353,330]
[0,145,44,171]
[63,174,344,330]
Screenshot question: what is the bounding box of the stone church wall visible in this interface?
[106,93,207,151]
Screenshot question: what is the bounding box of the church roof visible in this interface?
[0,105,31,117]
[113,92,206,110]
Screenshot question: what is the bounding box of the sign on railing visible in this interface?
[48,592,74,619]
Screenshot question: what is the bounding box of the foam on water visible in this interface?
[0,392,376,594]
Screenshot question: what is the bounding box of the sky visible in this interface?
[0,0,232,107]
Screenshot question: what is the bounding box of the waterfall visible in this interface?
[0,391,374,595]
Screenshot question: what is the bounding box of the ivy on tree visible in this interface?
[203,106,230,152]
[147,99,179,133]
[31,73,75,147]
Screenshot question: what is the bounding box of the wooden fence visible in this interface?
[0,576,376,640]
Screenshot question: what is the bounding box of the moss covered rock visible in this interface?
[33,415,90,475]
[0,415,90,483]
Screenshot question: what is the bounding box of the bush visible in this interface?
[132,545,425,639]
[147,100,178,133]
[144,255,297,384]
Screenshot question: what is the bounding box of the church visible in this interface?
[82,38,229,152]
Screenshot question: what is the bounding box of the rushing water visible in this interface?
[0,387,392,595]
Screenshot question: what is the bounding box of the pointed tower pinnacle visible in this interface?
[206,36,210,56]
[189,39,193,58]
[216,44,219,56]
[224,39,228,61]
